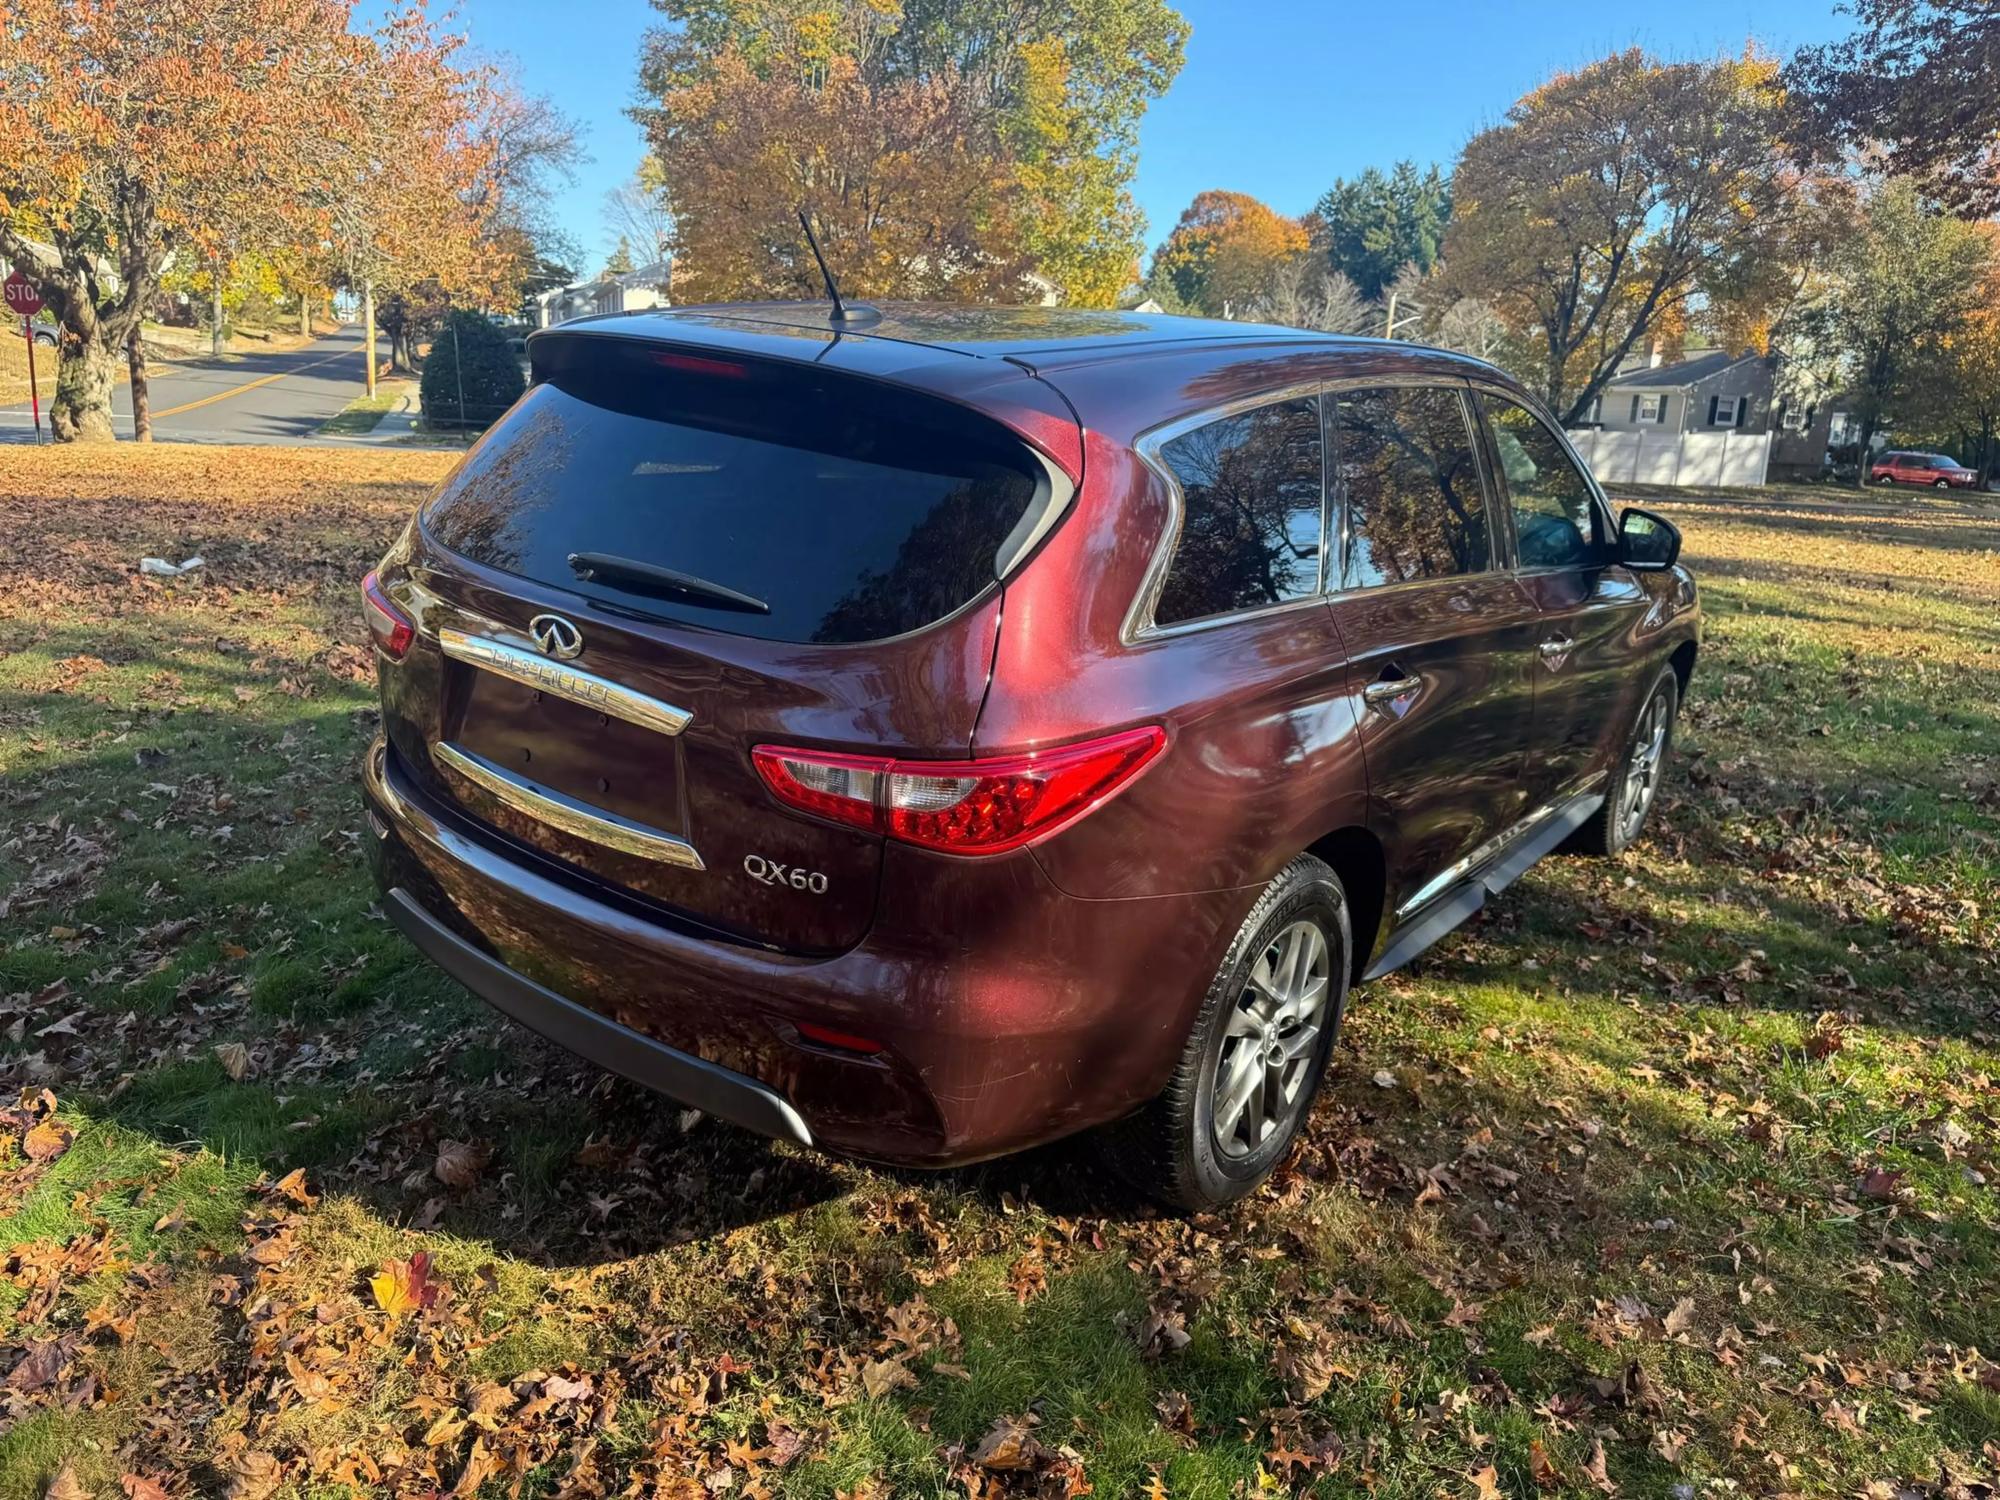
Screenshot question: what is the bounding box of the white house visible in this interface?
[1580,349,1775,434]
[532,259,672,328]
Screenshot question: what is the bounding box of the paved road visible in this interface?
[1,325,377,444]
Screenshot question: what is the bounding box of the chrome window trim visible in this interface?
[431,741,706,870]
[437,628,693,737]
[1123,373,1493,645]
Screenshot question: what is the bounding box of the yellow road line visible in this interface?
[149,345,354,419]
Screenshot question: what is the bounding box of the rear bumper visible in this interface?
[382,886,812,1145]
[362,737,1248,1166]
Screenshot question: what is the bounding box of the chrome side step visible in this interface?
[1362,786,1603,982]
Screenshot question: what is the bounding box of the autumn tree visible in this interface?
[636,0,1187,305]
[1307,161,1451,301]
[0,0,365,441]
[645,49,1031,304]
[1150,192,1310,318]
[1442,49,1797,425]
[1793,177,1991,483]
[316,11,503,394]
[1789,2,2000,215]
[1254,257,1375,334]
[604,164,675,266]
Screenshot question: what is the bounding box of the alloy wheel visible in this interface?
[1211,918,1330,1159]
[1617,689,1672,843]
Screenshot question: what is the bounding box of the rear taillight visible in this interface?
[751,727,1166,856]
[361,570,414,660]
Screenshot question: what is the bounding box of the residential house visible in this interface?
[531,259,673,329]
[1581,349,1775,434]
[1768,396,1870,480]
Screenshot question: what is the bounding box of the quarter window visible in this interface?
[1153,397,1325,627]
[1333,386,1490,588]
[1477,394,1606,570]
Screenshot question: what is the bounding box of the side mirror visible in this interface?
[1618,507,1681,571]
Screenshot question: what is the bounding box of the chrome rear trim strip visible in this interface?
[437,628,692,737]
[431,742,705,871]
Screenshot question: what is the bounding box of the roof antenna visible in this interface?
[797,209,880,328]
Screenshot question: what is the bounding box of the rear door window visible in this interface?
[1332,386,1491,588]
[422,343,1051,645]
[1152,396,1325,627]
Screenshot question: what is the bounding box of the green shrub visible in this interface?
[419,308,526,429]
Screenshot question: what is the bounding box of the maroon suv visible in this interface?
[1868,451,1979,489]
[361,304,1699,1210]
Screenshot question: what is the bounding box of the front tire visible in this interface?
[1934,478,1951,489]
[1575,666,1678,857]
[1114,855,1351,1213]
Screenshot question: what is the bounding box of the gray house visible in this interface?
[1582,350,1775,434]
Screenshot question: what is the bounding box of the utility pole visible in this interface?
[1384,290,1424,340]
[210,257,225,358]
[362,278,377,399]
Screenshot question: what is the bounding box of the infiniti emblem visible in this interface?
[528,613,584,660]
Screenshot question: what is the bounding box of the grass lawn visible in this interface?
[2,454,1996,1500]
[316,381,413,438]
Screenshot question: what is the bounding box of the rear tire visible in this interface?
[1934,478,1951,489]
[1113,855,1350,1213]
[1575,666,1678,857]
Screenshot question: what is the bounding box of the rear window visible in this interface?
[422,341,1051,644]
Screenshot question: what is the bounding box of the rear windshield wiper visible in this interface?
[567,552,771,615]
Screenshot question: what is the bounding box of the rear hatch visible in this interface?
[376,329,1075,954]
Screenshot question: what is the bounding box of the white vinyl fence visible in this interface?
[1565,427,1771,488]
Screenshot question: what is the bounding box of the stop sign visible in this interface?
[3,270,44,317]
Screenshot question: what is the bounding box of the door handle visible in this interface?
[1363,674,1424,710]
[1537,636,1575,660]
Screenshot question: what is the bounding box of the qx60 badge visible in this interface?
[529,613,584,660]
[744,854,829,894]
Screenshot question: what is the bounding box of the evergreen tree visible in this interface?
[1307,161,1450,301]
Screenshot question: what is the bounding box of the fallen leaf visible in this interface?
[213,1041,252,1081]
[433,1138,492,1190]
[1529,1439,1560,1489]
[1860,1166,1904,1201]
[370,1250,440,1316]
[1662,1297,1697,1338]
[224,1451,282,1500]
[971,1416,1046,1472]
[1470,1464,1503,1499]
[121,1476,174,1500]
[46,1465,88,1500]
[23,1118,74,1163]
[860,1357,915,1400]
[1583,1437,1617,1495]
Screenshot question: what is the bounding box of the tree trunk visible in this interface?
[211,269,225,358]
[51,336,119,443]
[1854,414,1876,489]
[363,279,377,398]
[299,294,311,337]
[128,327,151,442]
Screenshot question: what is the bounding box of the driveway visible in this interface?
[0,324,376,444]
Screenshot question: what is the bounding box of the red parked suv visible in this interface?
[1869,451,1979,488]
[361,305,1699,1209]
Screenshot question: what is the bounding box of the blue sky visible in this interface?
[452,0,1851,273]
